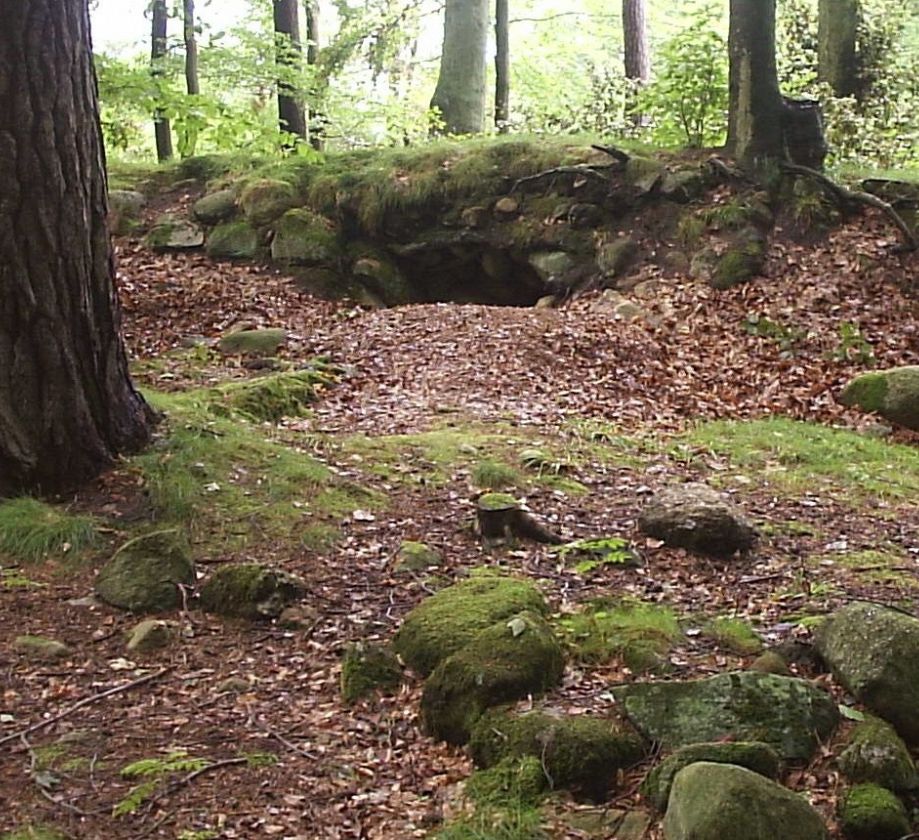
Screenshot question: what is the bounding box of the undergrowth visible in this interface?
[0,498,98,563]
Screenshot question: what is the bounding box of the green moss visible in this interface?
[701,617,764,656]
[840,372,889,414]
[207,368,334,421]
[393,576,548,676]
[12,635,72,662]
[0,498,97,563]
[394,540,442,572]
[435,805,547,840]
[216,328,288,357]
[270,208,341,265]
[469,709,645,801]
[465,756,548,807]
[206,221,259,259]
[340,642,403,704]
[198,563,305,620]
[839,716,919,792]
[471,461,520,490]
[239,178,297,225]
[476,493,518,512]
[710,235,765,289]
[838,783,909,840]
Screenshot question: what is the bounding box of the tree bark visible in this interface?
[622,0,650,83]
[726,0,785,168]
[818,0,859,98]
[151,0,174,162]
[430,0,489,135]
[305,0,323,150]
[0,0,152,496]
[273,0,307,142]
[183,0,200,96]
[495,0,510,133]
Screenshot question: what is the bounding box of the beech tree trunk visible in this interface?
[726,0,785,168]
[818,0,859,98]
[622,0,650,83]
[151,0,174,162]
[0,0,152,496]
[495,0,510,132]
[273,0,307,141]
[305,0,323,150]
[184,0,200,96]
[430,0,489,135]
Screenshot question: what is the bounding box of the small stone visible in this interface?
[341,642,403,704]
[394,541,443,572]
[13,635,72,662]
[144,216,205,251]
[125,619,174,653]
[217,328,288,356]
[277,605,318,630]
[193,189,238,224]
[461,206,489,228]
[198,563,306,620]
[216,676,251,693]
[493,197,519,215]
[749,651,792,675]
[534,295,557,309]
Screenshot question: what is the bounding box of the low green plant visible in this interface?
[0,498,98,563]
[828,321,875,365]
[435,804,547,840]
[115,751,209,817]
[555,538,640,573]
[742,312,807,355]
[701,617,764,655]
[472,460,520,490]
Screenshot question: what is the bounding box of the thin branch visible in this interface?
[510,165,613,194]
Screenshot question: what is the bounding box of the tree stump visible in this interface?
[475,494,564,545]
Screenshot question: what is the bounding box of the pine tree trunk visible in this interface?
[0,0,152,496]
[818,0,859,98]
[726,0,785,168]
[430,0,489,135]
[494,0,510,133]
[151,0,174,162]
[273,0,307,142]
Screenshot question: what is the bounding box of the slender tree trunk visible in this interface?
[183,0,200,96]
[273,0,307,142]
[818,0,859,98]
[495,0,510,133]
[305,0,323,150]
[151,0,174,162]
[0,0,152,496]
[430,0,489,135]
[726,0,785,168]
[622,0,650,83]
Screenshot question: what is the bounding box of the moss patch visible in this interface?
[340,643,403,704]
[701,617,764,656]
[239,178,297,225]
[838,783,910,840]
[198,563,305,620]
[838,715,919,792]
[207,367,335,421]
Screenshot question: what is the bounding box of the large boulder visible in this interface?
[838,716,919,791]
[206,221,259,260]
[193,189,238,224]
[420,611,564,745]
[815,601,919,743]
[638,482,757,556]
[613,671,839,760]
[839,366,919,431]
[270,209,341,265]
[663,762,828,840]
[198,563,306,620]
[469,708,645,801]
[95,530,195,613]
[393,575,548,676]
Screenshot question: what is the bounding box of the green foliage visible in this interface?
[0,498,98,563]
[742,312,807,355]
[555,538,640,574]
[435,805,547,840]
[471,460,519,490]
[828,322,876,365]
[115,751,209,817]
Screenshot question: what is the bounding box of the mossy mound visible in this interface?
[469,708,645,801]
[464,755,548,807]
[838,715,919,792]
[193,189,238,224]
[12,635,72,663]
[709,229,766,290]
[394,540,442,572]
[341,642,403,704]
[641,741,782,811]
[393,575,548,676]
[198,563,306,620]
[270,208,342,265]
[239,178,297,225]
[839,366,919,431]
[216,328,288,357]
[95,529,195,613]
[420,611,564,745]
[206,221,259,259]
[207,368,333,421]
[838,783,910,840]
[350,245,413,303]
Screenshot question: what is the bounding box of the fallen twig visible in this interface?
[509,165,613,194]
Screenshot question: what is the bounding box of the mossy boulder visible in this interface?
[709,230,766,290]
[393,575,548,676]
[198,563,306,620]
[193,189,238,224]
[95,530,195,613]
[613,671,839,760]
[839,366,919,431]
[217,328,288,357]
[597,237,639,278]
[350,248,412,304]
[529,250,578,281]
[394,540,442,572]
[838,716,919,791]
[12,635,72,663]
[469,708,645,800]
[815,601,919,743]
[340,642,403,704]
[270,208,341,265]
[144,217,205,251]
[838,783,910,840]
[125,619,175,654]
[420,610,565,744]
[664,762,828,840]
[108,189,147,234]
[239,178,297,226]
[464,755,548,806]
[638,482,757,556]
[660,169,707,203]
[208,369,329,421]
[642,741,782,811]
[206,221,259,259]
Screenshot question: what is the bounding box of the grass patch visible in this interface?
[681,417,919,500]
[0,498,98,564]
[700,616,764,655]
[558,598,682,672]
[471,460,520,490]
[435,804,547,840]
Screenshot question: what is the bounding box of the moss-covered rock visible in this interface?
[420,611,565,745]
[95,530,195,613]
[12,635,72,663]
[528,250,577,281]
[661,169,707,203]
[641,741,782,811]
[613,671,839,760]
[709,229,766,290]
[469,708,645,800]
[125,619,175,654]
[394,540,443,572]
[464,755,548,806]
[239,178,297,226]
[393,575,548,676]
[340,642,403,704]
[270,208,342,265]
[198,563,306,620]
[217,328,288,357]
[838,783,910,840]
[597,237,639,278]
[207,368,330,421]
[749,650,791,675]
[838,715,919,791]
[193,189,238,224]
[206,221,259,259]
[350,249,413,304]
[815,601,919,744]
[108,189,147,235]
[144,217,205,251]
[664,762,828,840]
[839,366,919,432]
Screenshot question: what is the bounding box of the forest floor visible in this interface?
[1,203,919,840]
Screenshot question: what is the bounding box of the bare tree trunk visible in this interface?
[183,0,200,96]
[305,0,323,150]
[622,0,650,83]
[0,0,152,495]
[495,0,510,133]
[430,0,489,135]
[151,0,174,161]
[726,0,785,168]
[273,0,307,142]
[818,0,859,97]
